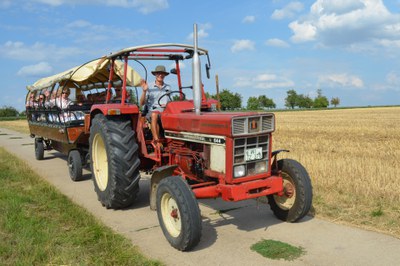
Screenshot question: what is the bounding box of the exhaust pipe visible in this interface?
[192,23,202,115]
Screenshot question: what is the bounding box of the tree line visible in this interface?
[206,88,340,110]
[285,89,340,109]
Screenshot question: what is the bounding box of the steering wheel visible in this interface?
[157,90,186,107]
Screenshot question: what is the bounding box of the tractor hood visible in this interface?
[161,101,275,138]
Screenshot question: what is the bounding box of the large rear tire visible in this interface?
[268,159,312,222]
[156,176,202,251]
[89,114,140,209]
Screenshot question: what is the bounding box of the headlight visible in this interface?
[255,161,267,174]
[234,165,246,178]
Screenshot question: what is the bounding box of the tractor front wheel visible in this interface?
[268,159,312,222]
[156,176,202,251]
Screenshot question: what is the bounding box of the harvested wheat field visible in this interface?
[273,106,400,238]
[0,120,30,135]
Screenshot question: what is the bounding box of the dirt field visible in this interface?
[273,107,400,238]
[2,106,399,238]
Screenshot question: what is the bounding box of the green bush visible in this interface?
[0,106,20,117]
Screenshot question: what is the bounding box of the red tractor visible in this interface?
[26,25,312,251]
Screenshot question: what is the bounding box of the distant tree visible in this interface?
[0,106,19,117]
[205,92,217,100]
[171,94,180,101]
[128,88,138,104]
[246,95,276,110]
[247,97,260,110]
[258,95,276,109]
[219,89,242,110]
[297,94,313,108]
[313,89,329,108]
[285,90,298,109]
[331,97,340,107]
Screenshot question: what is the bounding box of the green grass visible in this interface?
[0,147,162,266]
[0,116,26,121]
[251,239,305,261]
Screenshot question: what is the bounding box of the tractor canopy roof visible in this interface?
[107,43,208,59]
[26,57,141,92]
[26,43,209,92]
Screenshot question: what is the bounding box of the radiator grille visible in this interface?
[232,114,274,136]
[232,118,246,135]
[233,135,269,178]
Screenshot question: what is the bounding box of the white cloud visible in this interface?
[319,73,364,88]
[32,0,169,14]
[271,1,304,20]
[0,0,12,8]
[0,41,83,61]
[289,0,400,50]
[386,71,400,86]
[234,72,294,89]
[242,15,256,23]
[17,62,53,77]
[186,23,212,40]
[34,0,63,6]
[265,38,290,48]
[231,40,255,53]
[289,21,317,42]
[63,19,152,45]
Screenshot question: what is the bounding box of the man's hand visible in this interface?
[140,79,148,92]
[139,79,148,107]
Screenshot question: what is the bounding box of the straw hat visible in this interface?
[151,65,169,76]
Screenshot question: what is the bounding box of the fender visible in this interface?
[271,149,290,173]
[85,104,140,134]
[149,164,178,210]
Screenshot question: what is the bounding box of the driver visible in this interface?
[140,65,171,147]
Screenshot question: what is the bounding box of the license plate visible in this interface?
[245,147,263,161]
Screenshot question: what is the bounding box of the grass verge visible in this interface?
[251,239,305,261]
[0,147,162,266]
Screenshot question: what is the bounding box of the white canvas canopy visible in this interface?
[26,57,142,92]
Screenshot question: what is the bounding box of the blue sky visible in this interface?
[1,0,400,111]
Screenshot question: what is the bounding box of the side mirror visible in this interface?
[170,68,177,75]
[205,63,210,79]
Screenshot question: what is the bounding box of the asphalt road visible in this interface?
[1,127,399,266]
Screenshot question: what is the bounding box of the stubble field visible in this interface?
[273,106,400,238]
[1,106,399,238]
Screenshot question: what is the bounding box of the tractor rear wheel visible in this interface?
[89,114,140,209]
[268,159,312,222]
[156,176,202,251]
[34,138,44,160]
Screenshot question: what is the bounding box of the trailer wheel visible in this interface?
[156,176,202,251]
[268,159,312,222]
[68,150,83,181]
[89,114,140,209]
[34,138,44,160]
